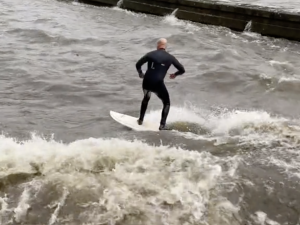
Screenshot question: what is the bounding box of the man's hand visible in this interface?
[170,74,176,79]
[139,72,144,79]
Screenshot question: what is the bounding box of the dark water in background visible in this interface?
[1,0,300,224]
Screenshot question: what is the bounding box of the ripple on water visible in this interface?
[1,0,300,225]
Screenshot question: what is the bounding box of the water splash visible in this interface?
[244,20,252,32]
[116,0,123,8]
[72,0,80,6]
[145,105,299,146]
[0,135,241,225]
[171,8,178,16]
[48,188,69,225]
[162,9,200,33]
[147,105,300,181]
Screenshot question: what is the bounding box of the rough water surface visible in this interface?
[1,0,300,224]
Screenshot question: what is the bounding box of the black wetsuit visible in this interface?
[135,48,185,129]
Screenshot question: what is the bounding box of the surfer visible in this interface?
[135,38,185,130]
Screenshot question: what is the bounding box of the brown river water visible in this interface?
[1,0,300,224]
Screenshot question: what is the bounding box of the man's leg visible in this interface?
[138,89,151,125]
[154,83,170,130]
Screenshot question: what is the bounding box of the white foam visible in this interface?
[48,188,69,225]
[111,6,138,16]
[0,134,241,224]
[0,195,9,216]
[269,60,293,67]
[144,105,300,183]
[145,105,290,146]
[146,104,206,125]
[13,188,31,223]
[162,14,201,33]
[110,4,148,17]
[251,211,280,225]
[162,107,300,183]
[149,104,300,184]
[278,76,300,83]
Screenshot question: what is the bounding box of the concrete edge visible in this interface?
[78,0,300,42]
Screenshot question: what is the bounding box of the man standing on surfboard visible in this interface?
[135,38,185,130]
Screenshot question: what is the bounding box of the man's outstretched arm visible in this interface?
[172,56,185,76]
[136,54,149,78]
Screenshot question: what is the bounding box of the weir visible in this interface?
[79,0,300,42]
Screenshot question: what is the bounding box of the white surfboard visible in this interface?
[110,110,159,132]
